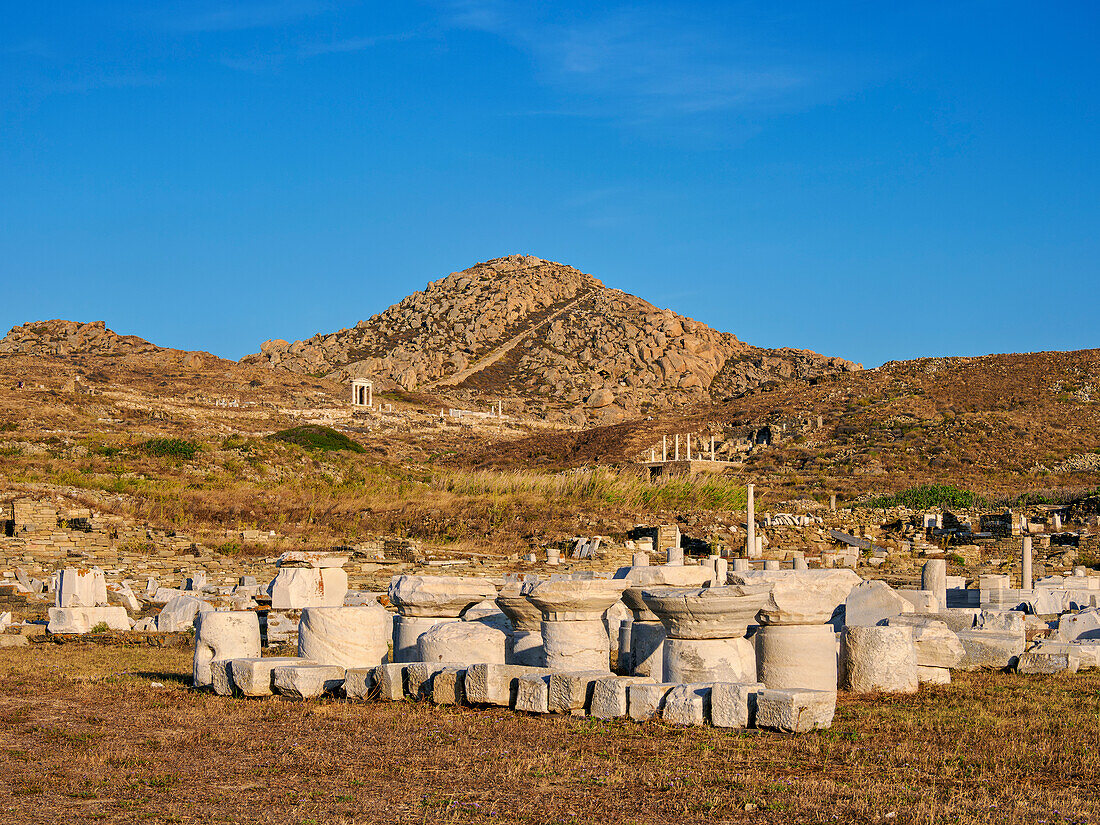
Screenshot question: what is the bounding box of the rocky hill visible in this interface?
[0,320,163,359]
[242,255,861,420]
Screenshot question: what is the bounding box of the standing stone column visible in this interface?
[387,576,498,663]
[738,569,860,692]
[642,584,770,683]
[746,483,756,557]
[1022,536,1033,590]
[921,559,947,612]
[496,583,545,667]
[527,579,630,672]
[615,565,715,678]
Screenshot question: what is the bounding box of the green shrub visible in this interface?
[266,425,365,453]
[89,621,110,634]
[860,484,983,510]
[142,438,199,460]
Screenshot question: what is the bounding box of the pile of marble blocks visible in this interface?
[47,567,131,633]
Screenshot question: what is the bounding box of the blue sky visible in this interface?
[2,1,1097,367]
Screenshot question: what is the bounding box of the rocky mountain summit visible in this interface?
[0,320,161,358]
[243,255,860,420]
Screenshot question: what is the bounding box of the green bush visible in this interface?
[142,438,199,460]
[266,425,365,453]
[860,484,983,510]
[89,621,110,634]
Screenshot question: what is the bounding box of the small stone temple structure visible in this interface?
[351,378,373,408]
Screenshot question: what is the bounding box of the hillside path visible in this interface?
[427,289,597,388]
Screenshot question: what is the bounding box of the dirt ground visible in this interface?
[1,643,1098,824]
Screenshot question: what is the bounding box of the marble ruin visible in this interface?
[4,492,1100,735]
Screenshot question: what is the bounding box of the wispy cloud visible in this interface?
[439,1,854,123]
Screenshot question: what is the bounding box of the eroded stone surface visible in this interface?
[193,611,261,688]
[710,681,766,728]
[755,624,837,691]
[641,584,771,639]
[229,657,311,697]
[627,682,676,721]
[756,688,836,732]
[842,626,918,693]
[418,619,508,666]
[589,676,655,720]
[548,670,606,714]
[272,664,345,698]
[844,581,915,627]
[661,683,711,726]
[663,636,756,683]
[269,568,348,610]
[955,629,1025,670]
[298,605,392,670]
[731,569,861,626]
[388,576,498,618]
[464,664,547,706]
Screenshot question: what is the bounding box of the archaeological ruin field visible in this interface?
[3,257,1100,825]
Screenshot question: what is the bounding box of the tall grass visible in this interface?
[427,468,747,510]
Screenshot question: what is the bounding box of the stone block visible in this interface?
[464,664,547,706]
[661,683,711,726]
[1054,608,1100,642]
[979,610,1026,634]
[46,606,130,634]
[844,580,915,627]
[1029,641,1100,669]
[710,681,766,728]
[548,670,607,714]
[917,665,951,685]
[842,626,918,693]
[955,629,1025,670]
[265,609,301,646]
[228,656,311,697]
[430,667,467,705]
[514,674,551,713]
[406,662,458,700]
[418,620,508,666]
[157,593,212,633]
[270,567,348,610]
[273,664,345,698]
[210,659,234,695]
[1017,650,1079,675]
[895,589,939,613]
[298,605,391,669]
[756,688,836,732]
[56,567,107,608]
[193,610,261,688]
[732,569,862,625]
[887,618,964,669]
[628,682,676,721]
[372,663,409,700]
[589,676,655,720]
[343,667,376,699]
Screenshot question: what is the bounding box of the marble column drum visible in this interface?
[641,584,770,683]
[526,579,630,672]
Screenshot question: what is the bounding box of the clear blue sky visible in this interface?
[2,2,1097,367]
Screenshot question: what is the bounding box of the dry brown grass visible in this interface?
[1,644,1098,824]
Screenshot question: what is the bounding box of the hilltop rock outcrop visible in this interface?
[242,255,860,417]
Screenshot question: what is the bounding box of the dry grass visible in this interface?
[4,449,745,548]
[1,644,1098,824]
